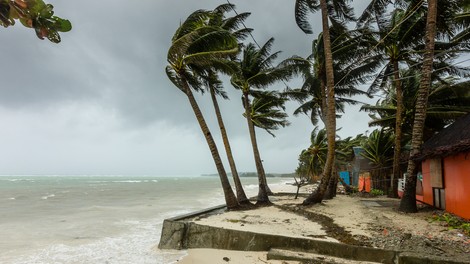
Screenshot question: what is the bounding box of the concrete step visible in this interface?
[267,248,383,264]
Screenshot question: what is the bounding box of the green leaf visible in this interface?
[54,17,72,32]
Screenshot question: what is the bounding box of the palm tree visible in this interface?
[230,38,292,205]
[399,0,438,213]
[166,9,239,209]
[284,29,374,127]
[247,90,290,137]
[205,74,250,204]
[246,90,290,195]
[361,129,394,192]
[362,4,426,198]
[298,128,328,181]
[294,0,355,205]
[359,0,469,199]
[201,4,253,205]
[362,70,470,143]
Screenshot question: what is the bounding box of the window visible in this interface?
[433,188,446,209]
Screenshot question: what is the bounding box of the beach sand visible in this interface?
[177,248,299,264]
[173,182,470,263]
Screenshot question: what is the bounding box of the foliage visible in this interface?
[294,0,355,35]
[362,70,470,142]
[370,188,384,196]
[0,0,71,43]
[283,28,374,126]
[166,7,241,209]
[361,129,394,168]
[246,90,290,137]
[430,213,470,236]
[296,128,328,180]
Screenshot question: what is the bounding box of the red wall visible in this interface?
[443,152,470,220]
[421,152,470,220]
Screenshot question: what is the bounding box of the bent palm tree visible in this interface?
[201,4,253,204]
[231,38,292,205]
[166,9,239,209]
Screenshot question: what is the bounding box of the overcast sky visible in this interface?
[0,0,432,176]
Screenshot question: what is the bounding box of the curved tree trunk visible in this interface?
[324,171,337,199]
[243,92,271,205]
[399,0,437,213]
[209,86,250,204]
[390,60,403,198]
[183,79,239,209]
[303,0,336,205]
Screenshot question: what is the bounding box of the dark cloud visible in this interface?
[0,0,396,175]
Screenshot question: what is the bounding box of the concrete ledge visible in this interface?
[267,248,382,264]
[398,252,470,264]
[158,204,226,249]
[184,223,396,263]
[158,208,469,264]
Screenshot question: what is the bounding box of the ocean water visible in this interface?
[0,175,286,264]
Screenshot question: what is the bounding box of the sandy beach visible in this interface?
[173,182,470,263]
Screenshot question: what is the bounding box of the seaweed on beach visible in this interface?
[274,204,371,247]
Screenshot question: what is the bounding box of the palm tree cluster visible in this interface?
[166,4,292,208]
[167,1,469,211]
[291,0,469,210]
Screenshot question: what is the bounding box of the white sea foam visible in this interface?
[112,180,142,183]
[41,194,55,200]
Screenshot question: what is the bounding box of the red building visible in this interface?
[417,113,470,220]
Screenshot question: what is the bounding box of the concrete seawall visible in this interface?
[158,205,470,264]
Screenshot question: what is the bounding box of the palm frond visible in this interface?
[294,0,319,34]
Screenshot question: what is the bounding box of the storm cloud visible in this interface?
[0,0,385,175]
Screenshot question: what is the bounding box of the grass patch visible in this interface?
[429,212,470,236]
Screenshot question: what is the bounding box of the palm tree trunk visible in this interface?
[320,77,327,124]
[209,86,250,204]
[183,79,239,209]
[391,60,403,198]
[243,92,271,205]
[303,0,336,205]
[399,0,437,213]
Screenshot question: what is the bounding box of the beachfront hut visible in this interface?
[416,113,470,220]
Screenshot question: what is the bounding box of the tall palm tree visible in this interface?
[246,90,290,195]
[201,4,253,205]
[231,38,292,205]
[294,0,355,205]
[363,4,426,198]
[284,27,377,127]
[399,0,438,213]
[359,0,469,198]
[166,9,239,209]
[204,74,250,204]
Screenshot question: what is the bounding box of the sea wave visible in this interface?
[41,194,55,200]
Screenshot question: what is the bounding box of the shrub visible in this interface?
[370,188,384,196]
